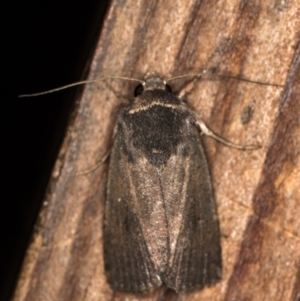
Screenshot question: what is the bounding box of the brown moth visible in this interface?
[20,71,278,294]
[103,74,259,293]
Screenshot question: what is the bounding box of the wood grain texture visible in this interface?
[13,1,300,301]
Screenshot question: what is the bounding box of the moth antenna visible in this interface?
[19,76,144,97]
[167,69,284,88]
[74,147,111,177]
[225,197,300,242]
[196,119,261,150]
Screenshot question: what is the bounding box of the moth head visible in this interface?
[134,74,172,96]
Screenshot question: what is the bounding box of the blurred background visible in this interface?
[1,1,110,299]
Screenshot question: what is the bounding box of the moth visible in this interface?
[20,71,278,294]
[103,73,259,294]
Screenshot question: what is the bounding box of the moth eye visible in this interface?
[134,84,144,96]
[165,84,172,93]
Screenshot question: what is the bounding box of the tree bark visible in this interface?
[13,1,300,301]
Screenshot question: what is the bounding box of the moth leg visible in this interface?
[104,80,131,105]
[74,147,112,176]
[178,73,205,98]
[195,119,261,150]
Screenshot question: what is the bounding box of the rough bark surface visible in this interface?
[13,1,300,301]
